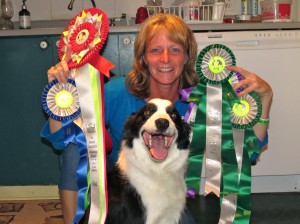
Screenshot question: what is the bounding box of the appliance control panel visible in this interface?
[198,30,300,41]
[253,30,300,40]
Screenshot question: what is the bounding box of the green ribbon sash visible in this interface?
[184,44,262,224]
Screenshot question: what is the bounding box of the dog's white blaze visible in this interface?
[142,99,177,138]
[117,99,190,224]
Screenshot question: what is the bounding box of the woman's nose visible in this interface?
[160,50,170,63]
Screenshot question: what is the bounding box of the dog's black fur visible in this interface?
[81,99,191,224]
[106,99,191,224]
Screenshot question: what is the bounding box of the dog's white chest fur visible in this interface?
[119,146,189,224]
[117,99,190,224]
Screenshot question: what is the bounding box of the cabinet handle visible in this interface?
[40,41,48,49]
[122,37,131,45]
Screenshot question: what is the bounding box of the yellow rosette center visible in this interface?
[233,100,250,118]
[209,55,226,74]
[76,29,90,45]
[55,90,74,109]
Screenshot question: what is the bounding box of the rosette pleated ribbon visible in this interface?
[180,44,262,223]
[42,8,115,224]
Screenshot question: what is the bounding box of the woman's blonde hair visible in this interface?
[125,13,199,98]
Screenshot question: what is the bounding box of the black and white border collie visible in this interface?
[106,98,191,224]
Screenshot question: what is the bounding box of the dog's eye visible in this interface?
[171,113,177,120]
[144,110,151,117]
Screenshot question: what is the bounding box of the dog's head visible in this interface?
[118,98,190,173]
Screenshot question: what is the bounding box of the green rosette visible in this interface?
[196,44,236,84]
[231,92,262,129]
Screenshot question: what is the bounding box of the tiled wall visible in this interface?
[10,0,169,22]
[11,0,120,21]
[9,0,300,22]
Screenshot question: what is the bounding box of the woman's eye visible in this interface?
[150,48,161,54]
[170,48,181,54]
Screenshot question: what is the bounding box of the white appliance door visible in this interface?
[194,30,300,192]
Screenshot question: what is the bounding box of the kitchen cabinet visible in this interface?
[102,33,135,79]
[1,21,300,192]
[0,32,135,186]
[0,35,61,185]
[118,34,135,77]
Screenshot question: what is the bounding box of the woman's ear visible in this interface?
[184,52,188,64]
[142,55,147,65]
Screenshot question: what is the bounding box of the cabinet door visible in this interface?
[101,33,136,79]
[0,36,60,185]
[119,34,135,77]
[102,34,120,79]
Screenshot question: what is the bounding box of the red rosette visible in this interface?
[58,8,109,69]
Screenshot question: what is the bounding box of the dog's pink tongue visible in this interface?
[150,138,168,160]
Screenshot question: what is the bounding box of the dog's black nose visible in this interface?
[155,118,169,131]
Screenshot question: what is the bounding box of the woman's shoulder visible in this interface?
[104,76,146,123]
[105,76,126,91]
[104,76,143,106]
[105,76,129,98]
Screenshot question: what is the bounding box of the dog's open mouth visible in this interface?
[142,131,175,161]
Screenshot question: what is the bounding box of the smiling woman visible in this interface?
[145,30,186,94]
[125,13,199,100]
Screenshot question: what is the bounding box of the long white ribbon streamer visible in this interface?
[219,193,238,224]
[206,84,239,223]
[233,128,245,181]
[205,84,222,197]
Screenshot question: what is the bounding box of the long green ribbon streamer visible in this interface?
[186,80,207,191]
[234,128,260,223]
[221,83,239,195]
[221,95,239,196]
[234,147,252,223]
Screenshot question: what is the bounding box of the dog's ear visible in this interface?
[122,113,140,148]
[176,119,191,149]
[166,104,191,149]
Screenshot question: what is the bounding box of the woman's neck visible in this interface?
[146,80,180,103]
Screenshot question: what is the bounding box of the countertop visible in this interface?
[1,20,300,37]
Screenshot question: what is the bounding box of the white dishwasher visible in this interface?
[194,30,300,193]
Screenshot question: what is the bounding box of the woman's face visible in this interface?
[144,30,187,86]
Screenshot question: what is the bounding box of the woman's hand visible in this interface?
[227,65,273,99]
[227,65,273,142]
[47,45,72,83]
[47,46,72,133]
